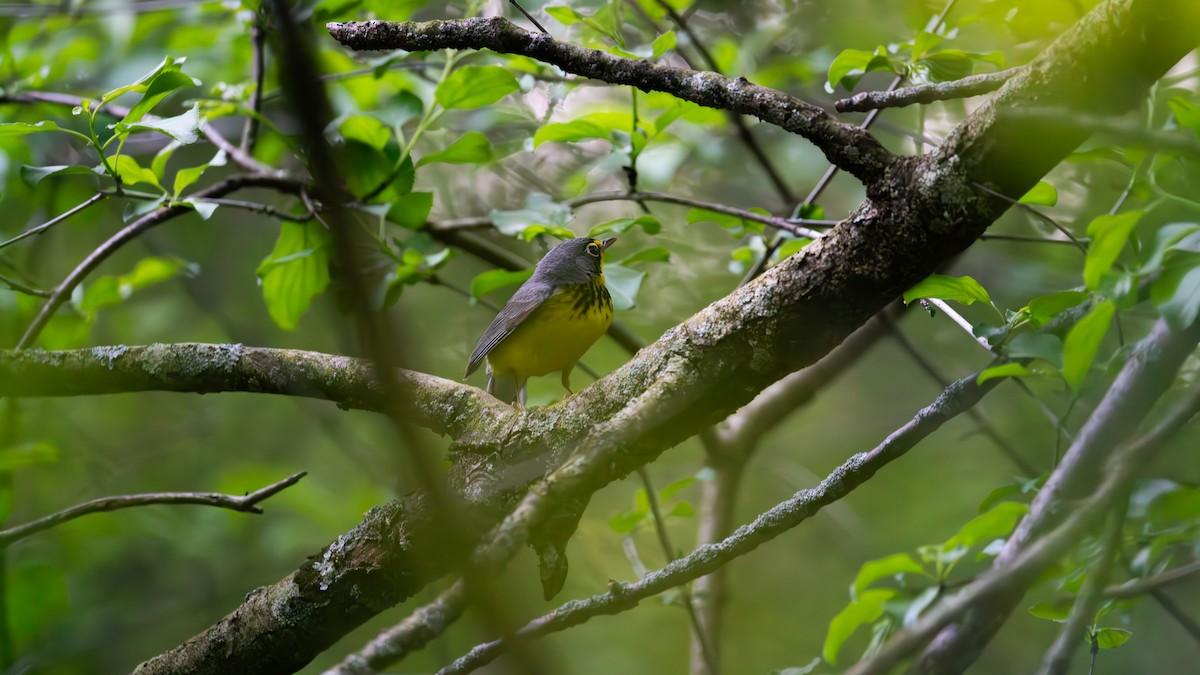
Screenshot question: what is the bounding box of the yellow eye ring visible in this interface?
[586,243,601,257]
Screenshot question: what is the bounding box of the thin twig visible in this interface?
[1149,589,1200,644]
[1103,558,1200,599]
[508,0,549,35]
[240,10,267,152]
[0,273,50,298]
[971,181,1088,253]
[325,582,467,675]
[0,193,107,252]
[0,472,307,547]
[636,468,719,674]
[835,68,1020,112]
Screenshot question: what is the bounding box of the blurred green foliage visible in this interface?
[0,0,1198,674]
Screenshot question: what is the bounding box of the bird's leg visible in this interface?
[517,378,528,408]
[560,368,576,399]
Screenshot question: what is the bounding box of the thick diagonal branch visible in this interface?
[326,17,895,186]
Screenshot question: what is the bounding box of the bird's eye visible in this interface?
[586,243,600,257]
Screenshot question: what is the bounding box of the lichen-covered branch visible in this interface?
[0,472,305,547]
[326,17,896,187]
[835,68,1020,112]
[0,343,507,439]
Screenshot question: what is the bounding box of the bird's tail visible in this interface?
[486,367,527,406]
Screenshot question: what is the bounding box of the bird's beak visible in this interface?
[601,237,617,251]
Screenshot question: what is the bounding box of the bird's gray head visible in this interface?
[534,237,616,284]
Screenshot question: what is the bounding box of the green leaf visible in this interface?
[110,155,162,189]
[1028,600,1073,622]
[1026,291,1088,325]
[123,68,199,124]
[913,51,973,83]
[669,501,694,518]
[151,140,181,179]
[338,115,392,151]
[173,149,226,195]
[1062,300,1114,393]
[435,65,519,110]
[417,131,492,166]
[903,274,992,307]
[823,589,895,665]
[533,119,611,147]
[852,553,927,599]
[1006,332,1063,368]
[256,222,333,330]
[618,247,670,265]
[976,362,1032,385]
[0,441,59,472]
[1094,628,1132,649]
[470,268,533,299]
[119,103,203,144]
[0,121,62,136]
[1169,96,1200,137]
[491,193,572,236]
[387,191,434,230]
[79,256,191,313]
[1139,223,1200,274]
[100,56,178,108]
[545,5,586,25]
[827,48,895,91]
[776,238,813,260]
[1019,181,1058,206]
[20,164,97,187]
[687,207,763,236]
[651,31,676,58]
[337,141,414,201]
[1151,254,1200,330]
[945,501,1028,550]
[609,508,645,534]
[1084,211,1142,290]
[659,476,695,501]
[588,216,660,236]
[605,263,645,311]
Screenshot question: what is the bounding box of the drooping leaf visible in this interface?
[822,589,895,665]
[172,149,226,195]
[123,67,200,124]
[0,121,62,136]
[605,263,646,311]
[20,164,97,187]
[387,191,434,230]
[256,222,333,330]
[1061,299,1115,393]
[827,48,896,91]
[110,155,162,189]
[1084,211,1142,290]
[120,103,204,144]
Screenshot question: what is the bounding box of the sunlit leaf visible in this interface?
[618,247,670,265]
[651,31,676,58]
[387,191,434,230]
[338,115,391,151]
[945,501,1028,550]
[851,553,927,599]
[0,441,59,472]
[533,119,610,147]
[1019,181,1058,206]
[0,121,62,136]
[1094,628,1132,649]
[417,131,492,166]
[435,65,519,110]
[976,362,1032,384]
[903,274,992,307]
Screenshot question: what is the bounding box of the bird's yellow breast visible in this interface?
[487,278,612,379]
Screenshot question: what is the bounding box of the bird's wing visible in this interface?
[465,280,554,377]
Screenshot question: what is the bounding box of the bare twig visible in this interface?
[836,68,1020,112]
[240,9,267,152]
[429,189,833,239]
[1103,558,1200,599]
[326,18,895,185]
[0,472,306,547]
[0,273,50,298]
[508,0,549,35]
[0,193,107,252]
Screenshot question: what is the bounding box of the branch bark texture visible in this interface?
[326,17,895,186]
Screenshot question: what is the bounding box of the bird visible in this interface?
[466,237,616,406]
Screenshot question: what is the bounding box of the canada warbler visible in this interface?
[466,237,616,406]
